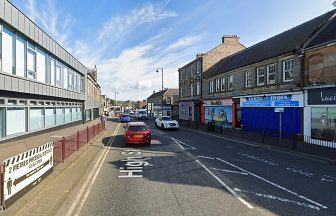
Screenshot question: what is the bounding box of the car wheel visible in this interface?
[161,124,165,130]
[155,123,158,128]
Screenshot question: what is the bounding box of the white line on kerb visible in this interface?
[65,124,121,216]
[195,160,254,209]
[212,168,248,176]
[197,156,215,160]
[216,158,328,209]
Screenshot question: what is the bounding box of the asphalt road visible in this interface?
[74,120,336,216]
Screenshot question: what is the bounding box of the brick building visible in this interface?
[178,35,245,121]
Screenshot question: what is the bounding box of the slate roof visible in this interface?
[204,9,336,79]
[306,14,336,49]
[147,89,168,100]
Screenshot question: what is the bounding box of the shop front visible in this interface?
[152,106,172,117]
[240,92,303,134]
[304,87,336,142]
[203,99,234,128]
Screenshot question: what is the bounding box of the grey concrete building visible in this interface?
[178,35,245,122]
[202,9,336,134]
[0,0,91,141]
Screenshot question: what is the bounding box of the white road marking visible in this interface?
[321,175,336,182]
[238,152,279,166]
[195,160,254,209]
[65,124,121,216]
[233,188,320,211]
[171,137,196,150]
[197,156,215,160]
[154,129,165,135]
[213,168,248,176]
[216,158,328,209]
[286,167,314,178]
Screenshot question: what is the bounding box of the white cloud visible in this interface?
[166,35,204,51]
[98,3,177,41]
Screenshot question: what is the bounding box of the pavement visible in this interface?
[0,119,101,163]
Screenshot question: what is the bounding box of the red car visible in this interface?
[124,122,151,145]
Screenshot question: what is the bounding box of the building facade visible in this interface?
[303,14,336,143]
[178,35,245,122]
[202,9,336,134]
[0,0,88,141]
[85,66,102,121]
[147,89,178,117]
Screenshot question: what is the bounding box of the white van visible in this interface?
[136,109,148,120]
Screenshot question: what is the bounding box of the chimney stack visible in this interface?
[222,35,239,44]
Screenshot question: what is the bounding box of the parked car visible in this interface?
[120,114,131,123]
[155,116,179,130]
[136,109,148,120]
[124,122,151,145]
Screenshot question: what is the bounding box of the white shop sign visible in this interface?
[3,142,54,200]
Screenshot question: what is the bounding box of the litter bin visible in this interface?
[207,121,215,132]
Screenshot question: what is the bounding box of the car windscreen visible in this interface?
[138,111,146,114]
[128,126,147,131]
[121,115,129,117]
[162,117,172,121]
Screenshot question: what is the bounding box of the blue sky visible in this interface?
[11,0,335,101]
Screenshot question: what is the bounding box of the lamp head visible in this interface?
[156,69,159,73]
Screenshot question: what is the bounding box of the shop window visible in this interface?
[7,108,26,136]
[65,108,72,122]
[45,108,56,127]
[311,107,336,141]
[0,108,4,138]
[56,108,65,124]
[283,59,293,82]
[257,67,265,86]
[267,64,276,84]
[30,108,45,131]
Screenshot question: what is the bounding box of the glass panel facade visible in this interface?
[311,107,336,141]
[16,35,26,77]
[63,66,68,89]
[45,108,56,127]
[78,108,82,120]
[7,108,26,136]
[56,108,65,124]
[50,58,55,86]
[37,49,46,83]
[2,27,14,74]
[30,108,44,131]
[0,108,4,138]
[27,49,36,79]
[65,108,71,122]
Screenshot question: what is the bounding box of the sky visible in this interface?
[10,0,336,101]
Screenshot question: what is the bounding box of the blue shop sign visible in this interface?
[241,94,303,107]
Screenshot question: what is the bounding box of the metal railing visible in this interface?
[0,163,4,210]
[53,122,105,166]
[179,119,336,162]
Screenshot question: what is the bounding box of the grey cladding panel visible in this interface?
[34,24,39,42]
[0,74,4,90]
[42,32,47,49]
[11,7,19,29]
[38,84,43,95]
[4,76,11,90]
[18,12,24,32]
[0,0,4,19]
[24,17,29,36]
[29,20,34,39]
[4,1,11,24]
[25,80,29,92]
[11,77,18,91]
[34,83,39,94]
[38,28,42,45]
[18,79,24,92]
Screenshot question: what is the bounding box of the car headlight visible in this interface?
[165,123,169,126]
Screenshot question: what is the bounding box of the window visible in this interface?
[220,77,226,91]
[245,70,252,87]
[257,67,265,85]
[0,108,4,138]
[209,80,214,93]
[196,82,200,95]
[267,64,276,84]
[7,108,26,135]
[69,70,74,91]
[65,108,72,122]
[16,35,26,77]
[228,74,233,90]
[29,108,44,131]
[74,73,78,92]
[311,107,336,141]
[80,76,84,93]
[196,61,201,74]
[45,108,56,127]
[2,27,14,74]
[36,49,46,83]
[215,79,220,92]
[50,58,56,86]
[56,108,65,124]
[27,42,37,79]
[56,63,62,87]
[190,84,194,97]
[185,85,188,97]
[63,66,69,89]
[283,59,293,82]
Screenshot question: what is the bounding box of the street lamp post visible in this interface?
[156,68,163,116]
[111,89,119,105]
